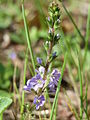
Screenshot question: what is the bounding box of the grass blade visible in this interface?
[50,52,68,120]
[20,49,28,115]
[22,1,35,74]
[78,53,83,120]
[85,81,88,120]
[54,98,58,120]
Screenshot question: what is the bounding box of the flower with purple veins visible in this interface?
[33,95,45,110]
[37,57,42,65]
[24,74,45,92]
[48,69,60,92]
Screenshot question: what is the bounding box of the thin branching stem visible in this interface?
[43,42,53,80]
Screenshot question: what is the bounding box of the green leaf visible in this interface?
[0,97,12,114]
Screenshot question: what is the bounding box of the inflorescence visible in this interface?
[24,1,61,110]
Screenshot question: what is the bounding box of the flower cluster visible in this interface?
[24,1,61,110]
[24,57,60,110]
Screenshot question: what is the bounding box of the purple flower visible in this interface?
[37,57,42,64]
[9,52,16,60]
[24,74,45,92]
[48,69,60,92]
[33,95,45,110]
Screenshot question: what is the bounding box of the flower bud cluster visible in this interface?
[47,1,61,44]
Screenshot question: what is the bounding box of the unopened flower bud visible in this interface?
[48,28,52,34]
[48,17,50,22]
[56,33,60,40]
[37,57,42,65]
[52,52,57,57]
[44,41,50,51]
[57,19,61,24]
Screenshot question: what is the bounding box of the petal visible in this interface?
[39,95,45,101]
[36,104,40,110]
[40,101,45,107]
[33,97,38,104]
[27,79,31,86]
[39,66,45,75]
[33,85,39,91]
[23,86,31,91]
[35,69,39,74]
[37,83,43,88]
[36,74,41,79]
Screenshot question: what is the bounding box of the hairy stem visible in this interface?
[43,41,53,80]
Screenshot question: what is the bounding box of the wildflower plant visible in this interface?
[24,1,61,111]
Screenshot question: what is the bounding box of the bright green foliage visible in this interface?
[22,1,36,74]
[0,97,12,114]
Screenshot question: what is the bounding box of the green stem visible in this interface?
[45,89,51,109]
[85,81,88,120]
[59,0,85,42]
[78,55,83,120]
[50,52,68,120]
[13,65,21,107]
[22,1,35,74]
[20,50,28,115]
[54,98,58,120]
